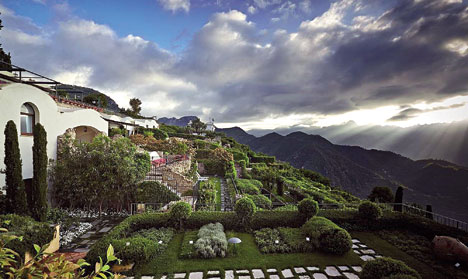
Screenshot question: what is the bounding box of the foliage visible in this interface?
[369,186,394,203]
[47,208,79,232]
[225,160,237,179]
[298,197,319,220]
[302,216,352,255]
[230,149,249,163]
[246,194,272,210]
[170,202,192,229]
[109,128,126,137]
[361,257,421,279]
[274,205,298,211]
[394,186,404,212]
[194,223,227,258]
[278,227,314,252]
[235,197,256,228]
[145,138,189,155]
[31,123,48,221]
[197,178,219,208]
[136,181,180,204]
[83,93,108,108]
[179,231,198,259]
[129,98,142,115]
[189,118,207,133]
[299,169,331,186]
[254,228,291,253]
[250,154,276,164]
[236,179,261,195]
[3,121,28,215]
[0,214,54,258]
[251,211,305,229]
[51,135,150,212]
[359,201,383,221]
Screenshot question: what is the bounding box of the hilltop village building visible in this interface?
[0,65,158,189]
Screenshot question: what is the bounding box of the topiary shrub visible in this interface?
[368,186,394,203]
[235,197,256,228]
[170,202,192,229]
[298,197,319,219]
[247,194,272,210]
[361,257,421,279]
[302,216,352,255]
[359,201,382,221]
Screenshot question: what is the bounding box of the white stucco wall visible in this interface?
[0,82,108,188]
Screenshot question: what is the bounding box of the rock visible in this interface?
[324,266,341,277]
[237,270,250,274]
[294,267,306,274]
[343,272,360,279]
[360,255,375,261]
[282,269,294,278]
[351,266,362,273]
[207,271,220,275]
[352,239,360,243]
[239,276,251,279]
[312,273,328,279]
[189,272,203,279]
[338,266,349,271]
[267,269,277,273]
[269,275,280,279]
[361,249,375,254]
[225,270,234,279]
[174,273,186,279]
[252,269,265,279]
[307,267,320,271]
[299,276,311,279]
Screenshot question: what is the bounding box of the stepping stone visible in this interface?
[142,277,154,279]
[80,240,89,245]
[281,269,294,278]
[81,233,93,238]
[343,273,359,279]
[99,226,112,233]
[375,255,382,258]
[351,266,362,273]
[225,270,234,279]
[269,276,280,279]
[189,272,203,279]
[174,273,186,279]
[252,269,265,279]
[124,277,134,279]
[210,277,221,279]
[237,270,250,275]
[267,269,277,273]
[358,244,367,248]
[360,255,375,261]
[312,274,327,279]
[353,250,361,254]
[352,239,360,243]
[207,271,220,275]
[161,276,167,279]
[307,267,319,272]
[239,276,251,279]
[74,248,89,253]
[324,266,341,277]
[299,276,311,279]
[352,244,359,249]
[294,267,307,274]
[361,249,375,254]
[338,266,349,271]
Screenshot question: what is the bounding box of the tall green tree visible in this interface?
[3,121,28,214]
[31,123,48,221]
[129,98,142,115]
[190,118,207,134]
[394,186,403,212]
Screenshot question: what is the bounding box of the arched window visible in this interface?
[20,103,35,135]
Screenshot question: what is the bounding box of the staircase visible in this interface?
[145,165,182,197]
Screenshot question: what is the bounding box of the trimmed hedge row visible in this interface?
[361,257,421,279]
[197,159,225,176]
[236,179,262,195]
[250,155,276,164]
[302,216,352,255]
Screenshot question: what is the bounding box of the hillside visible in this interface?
[218,127,468,222]
[157,116,198,127]
[56,84,120,112]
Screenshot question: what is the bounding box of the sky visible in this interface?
[1,0,468,130]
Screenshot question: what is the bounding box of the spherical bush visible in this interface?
[298,198,319,219]
[359,201,382,220]
[235,197,257,227]
[318,228,352,255]
[361,257,421,279]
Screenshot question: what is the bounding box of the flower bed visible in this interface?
[60,222,92,247]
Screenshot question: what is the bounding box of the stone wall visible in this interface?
[166,158,191,175]
[161,167,194,194]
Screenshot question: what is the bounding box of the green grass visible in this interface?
[134,231,362,277]
[351,231,448,279]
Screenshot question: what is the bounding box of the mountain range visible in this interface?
[157,116,198,127]
[57,84,120,112]
[218,127,468,223]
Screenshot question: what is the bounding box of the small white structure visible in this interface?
[206,118,216,132]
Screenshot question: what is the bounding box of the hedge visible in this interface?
[167,132,205,140]
[361,257,421,279]
[136,181,180,204]
[197,159,225,176]
[0,214,54,257]
[225,161,237,179]
[246,194,272,210]
[236,179,262,195]
[302,216,352,255]
[251,155,275,164]
[231,149,249,163]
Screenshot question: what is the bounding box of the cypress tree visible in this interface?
[277,177,284,196]
[31,123,48,221]
[425,205,433,220]
[3,120,28,214]
[394,186,403,212]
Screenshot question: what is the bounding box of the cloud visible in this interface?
[388,103,466,121]
[158,0,190,13]
[2,0,468,127]
[247,5,257,14]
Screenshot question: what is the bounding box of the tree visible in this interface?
[190,118,207,134]
[3,121,28,215]
[129,98,142,115]
[31,123,48,221]
[394,186,403,212]
[358,201,382,221]
[368,186,394,203]
[0,15,12,71]
[170,201,192,229]
[298,197,319,220]
[235,197,256,228]
[83,93,108,108]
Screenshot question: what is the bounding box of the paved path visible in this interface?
[220,178,233,212]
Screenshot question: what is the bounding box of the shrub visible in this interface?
[225,161,237,179]
[298,198,319,219]
[136,181,180,204]
[274,205,298,211]
[247,194,272,210]
[251,211,305,229]
[111,237,158,263]
[302,216,351,255]
[254,228,291,253]
[194,223,227,258]
[235,197,256,228]
[185,212,238,230]
[179,231,198,259]
[361,257,421,279]
[236,179,261,195]
[278,227,314,253]
[359,201,382,221]
[170,202,192,229]
[151,128,168,140]
[369,186,394,203]
[251,154,275,164]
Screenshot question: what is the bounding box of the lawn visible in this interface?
[351,231,448,279]
[134,231,362,277]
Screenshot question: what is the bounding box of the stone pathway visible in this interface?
[60,217,123,253]
[122,238,381,279]
[220,178,233,212]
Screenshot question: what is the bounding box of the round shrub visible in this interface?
[318,228,352,255]
[170,201,192,228]
[359,201,382,220]
[235,197,257,227]
[248,194,272,210]
[361,257,421,279]
[298,197,319,219]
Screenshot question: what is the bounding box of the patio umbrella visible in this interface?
[228,237,242,255]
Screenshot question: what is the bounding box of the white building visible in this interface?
[0,65,158,189]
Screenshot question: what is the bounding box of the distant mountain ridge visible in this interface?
[57,84,120,112]
[218,127,468,222]
[157,116,198,127]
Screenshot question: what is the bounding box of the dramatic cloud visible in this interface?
[158,0,190,13]
[2,0,468,127]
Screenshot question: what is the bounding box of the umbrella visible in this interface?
[228,237,242,255]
